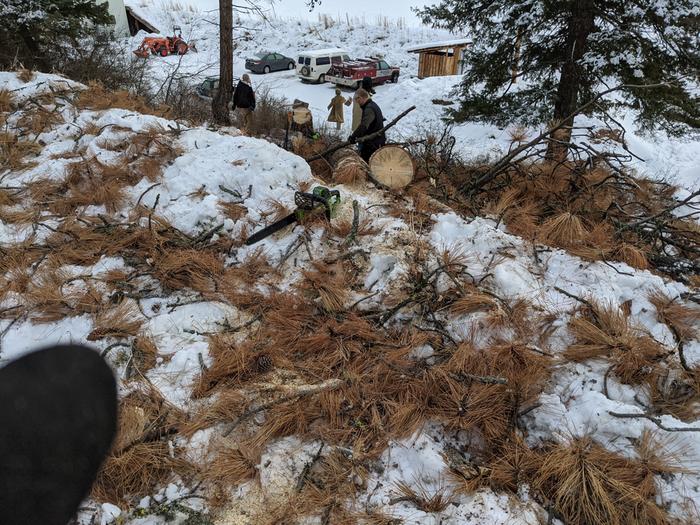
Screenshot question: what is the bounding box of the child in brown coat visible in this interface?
[327,88,349,130]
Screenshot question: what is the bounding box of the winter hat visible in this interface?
[361,76,375,94]
[335,88,341,95]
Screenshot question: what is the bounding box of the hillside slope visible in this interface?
[121,2,700,189]
[2,71,700,524]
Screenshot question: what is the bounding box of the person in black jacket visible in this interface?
[348,88,386,162]
[233,73,256,132]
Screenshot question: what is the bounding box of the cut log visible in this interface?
[292,106,312,125]
[330,147,369,185]
[369,145,415,190]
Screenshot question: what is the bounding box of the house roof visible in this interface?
[406,39,471,53]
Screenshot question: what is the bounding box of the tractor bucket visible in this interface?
[133,48,150,58]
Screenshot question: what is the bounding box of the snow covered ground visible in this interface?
[1,69,699,525]
[122,1,700,190]
[1,4,700,524]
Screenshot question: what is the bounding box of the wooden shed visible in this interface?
[407,39,470,79]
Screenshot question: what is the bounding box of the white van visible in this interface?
[296,48,350,83]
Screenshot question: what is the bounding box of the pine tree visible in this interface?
[416,0,700,136]
[0,0,113,70]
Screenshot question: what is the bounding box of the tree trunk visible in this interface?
[212,0,233,125]
[547,0,595,160]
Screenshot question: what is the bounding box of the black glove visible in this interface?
[348,135,356,144]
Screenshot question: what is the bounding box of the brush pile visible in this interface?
[1,72,700,525]
[408,125,700,287]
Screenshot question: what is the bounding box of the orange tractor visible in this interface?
[133,26,197,58]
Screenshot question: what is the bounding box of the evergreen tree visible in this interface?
[0,0,113,70]
[416,0,700,136]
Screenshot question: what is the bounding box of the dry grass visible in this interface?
[329,214,380,239]
[132,336,159,373]
[93,388,191,504]
[204,441,261,486]
[222,248,277,289]
[297,262,350,313]
[22,269,76,323]
[393,479,456,513]
[564,301,666,384]
[0,205,40,225]
[88,302,144,341]
[538,211,589,248]
[613,243,649,270]
[0,89,14,112]
[0,132,42,170]
[17,106,65,135]
[192,336,258,397]
[449,285,499,316]
[483,436,540,493]
[33,157,138,214]
[648,367,700,421]
[16,68,35,83]
[532,435,678,525]
[21,268,103,323]
[153,249,224,293]
[219,201,248,222]
[93,441,186,505]
[181,390,246,436]
[648,289,700,343]
[448,161,695,278]
[77,81,170,118]
[405,342,553,448]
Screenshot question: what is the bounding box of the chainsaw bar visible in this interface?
[245,212,297,246]
[244,187,341,246]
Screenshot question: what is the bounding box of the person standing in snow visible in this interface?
[233,74,256,133]
[348,88,385,162]
[351,76,375,132]
[327,88,348,131]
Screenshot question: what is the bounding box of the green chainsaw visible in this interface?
[245,186,341,246]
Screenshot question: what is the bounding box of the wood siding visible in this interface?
[416,46,466,79]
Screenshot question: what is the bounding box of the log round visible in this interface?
[292,107,312,125]
[330,147,369,185]
[369,146,415,190]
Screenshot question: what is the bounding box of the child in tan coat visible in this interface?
[327,88,350,130]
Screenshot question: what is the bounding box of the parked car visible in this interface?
[245,52,296,74]
[326,57,400,88]
[196,76,239,101]
[296,48,350,83]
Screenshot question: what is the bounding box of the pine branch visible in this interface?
[462,83,670,194]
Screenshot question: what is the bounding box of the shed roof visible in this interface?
[406,39,471,53]
[125,6,160,34]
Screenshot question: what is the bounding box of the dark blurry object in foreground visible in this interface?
[0,345,117,525]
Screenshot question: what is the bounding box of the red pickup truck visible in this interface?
[326,58,400,88]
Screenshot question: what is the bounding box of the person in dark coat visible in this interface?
[348,88,386,162]
[352,76,376,131]
[232,73,256,132]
